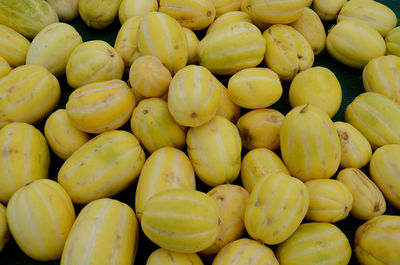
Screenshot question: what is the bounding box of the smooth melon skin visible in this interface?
[79,0,122,29]
[0,56,11,79]
[0,24,30,67]
[118,0,158,24]
[146,248,204,265]
[0,203,10,252]
[141,189,221,253]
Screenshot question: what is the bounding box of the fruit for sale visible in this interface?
[227,67,283,109]
[118,0,158,24]
[0,203,10,252]
[147,248,204,265]
[280,104,341,182]
[0,65,60,128]
[137,12,188,74]
[187,115,242,186]
[215,81,240,123]
[276,222,351,265]
[46,0,79,21]
[79,0,122,29]
[386,26,400,57]
[0,0,58,39]
[141,189,221,253]
[159,0,216,31]
[240,148,289,192]
[182,27,200,64]
[337,0,397,36]
[66,40,124,89]
[198,21,266,75]
[200,184,249,257]
[44,109,91,160]
[130,98,187,153]
[337,168,386,220]
[0,25,30,67]
[129,55,172,98]
[211,0,242,17]
[263,24,314,81]
[236,109,284,151]
[345,92,400,148]
[245,0,305,24]
[355,215,400,264]
[289,66,341,118]
[289,7,326,55]
[66,79,135,134]
[26,22,83,76]
[244,172,309,245]
[58,130,145,204]
[206,11,252,35]
[212,238,278,265]
[326,20,386,69]
[0,56,11,79]
[369,144,400,209]
[135,147,195,221]
[305,179,353,223]
[334,121,372,169]
[168,65,221,127]
[362,55,400,103]
[114,16,143,71]
[312,0,346,21]
[61,198,139,265]
[240,0,270,31]
[6,179,75,261]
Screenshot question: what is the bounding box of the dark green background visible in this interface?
[1,1,399,264]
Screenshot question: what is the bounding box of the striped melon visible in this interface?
[240,148,289,193]
[337,168,386,220]
[66,40,124,89]
[200,184,249,257]
[135,147,195,221]
[337,0,397,36]
[280,104,341,182]
[240,0,270,31]
[276,222,351,265]
[386,26,400,57]
[147,248,204,265]
[61,198,139,265]
[215,80,240,123]
[236,109,284,151]
[212,238,278,265]
[227,67,282,109]
[26,22,83,76]
[362,55,400,103]
[369,144,400,209]
[0,203,10,252]
[0,65,60,128]
[345,92,400,148]
[6,179,75,261]
[79,0,122,29]
[211,0,242,17]
[0,0,59,39]
[289,7,326,55]
[313,0,346,21]
[66,79,135,134]
[0,123,50,203]
[44,109,91,160]
[168,65,221,127]
[130,98,187,153]
[0,25,30,67]
[141,189,221,253]
[305,179,353,223]
[198,21,266,75]
[244,172,309,245]
[182,27,200,64]
[57,130,145,204]
[114,16,143,71]
[246,0,305,24]
[288,66,342,118]
[354,215,400,265]
[263,24,314,81]
[118,0,158,24]
[137,12,188,74]
[159,0,216,31]
[334,121,372,169]
[129,55,172,98]
[206,11,251,35]
[46,0,79,21]
[187,115,242,186]
[0,56,11,79]
[326,20,386,69]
